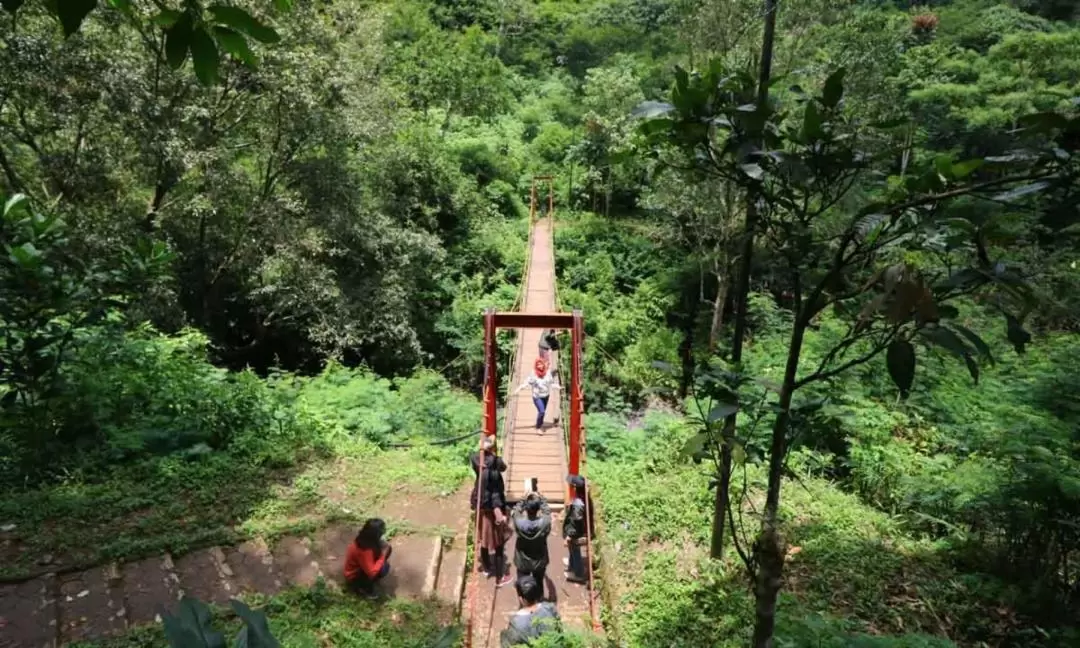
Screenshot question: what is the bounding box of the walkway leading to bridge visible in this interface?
[464,216,595,648]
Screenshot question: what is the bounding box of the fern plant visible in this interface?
[162,596,280,648]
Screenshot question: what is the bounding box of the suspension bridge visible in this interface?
[463,176,602,647]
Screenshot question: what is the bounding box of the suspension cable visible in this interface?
[550,211,602,633]
[465,193,537,648]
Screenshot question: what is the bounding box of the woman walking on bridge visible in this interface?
[516,358,560,434]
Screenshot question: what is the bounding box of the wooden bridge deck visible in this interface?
[503,217,567,505]
[466,217,592,648]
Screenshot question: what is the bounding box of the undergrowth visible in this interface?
[69,582,456,648]
[0,332,473,579]
[590,410,1079,647]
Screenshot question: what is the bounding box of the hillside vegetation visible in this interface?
[2,0,1080,646]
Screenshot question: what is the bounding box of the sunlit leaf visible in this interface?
[992,181,1050,202]
[151,8,182,27]
[740,163,764,180]
[208,5,279,44]
[707,403,738,422]
[3,193,28,217]
[951,158,983,178]
[631,101,674,120]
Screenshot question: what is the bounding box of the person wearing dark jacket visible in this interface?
[499,574,560,647]
[471,436,513,588]
[537,329,559,363]
[511,490,552,599]
[562,474,593,583]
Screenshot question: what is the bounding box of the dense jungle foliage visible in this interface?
[2,0,1080,646]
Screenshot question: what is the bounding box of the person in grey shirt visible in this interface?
[500,574,560,647]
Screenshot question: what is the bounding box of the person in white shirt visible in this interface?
[516,358,560,434]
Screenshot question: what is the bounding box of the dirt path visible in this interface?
[0,487,473,647]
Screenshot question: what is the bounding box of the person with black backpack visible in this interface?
[511,486,553,599]
[537,329,560,363]
[470,436,513,588]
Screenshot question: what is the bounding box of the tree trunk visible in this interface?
[708,269,729,353]
[677,288,699,400]
[752,314,807,648]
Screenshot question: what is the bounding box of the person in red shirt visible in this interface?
[344,518,392,598]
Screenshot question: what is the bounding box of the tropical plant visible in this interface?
[162,596,280,648]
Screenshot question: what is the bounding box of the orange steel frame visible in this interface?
[481,309,584,490]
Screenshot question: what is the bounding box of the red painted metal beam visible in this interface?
[568,309,584,480]
[483,309,498,444]
[491,312,574,329]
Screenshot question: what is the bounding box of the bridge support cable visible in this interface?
[465,176,601,646]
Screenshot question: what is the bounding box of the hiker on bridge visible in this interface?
[516,358,560,434]
[471,436,514,588]
[563,474,593,584]
[499,573,560,647]
[344,518,392,599]
[538,329,559,363]
[511,487,553,600]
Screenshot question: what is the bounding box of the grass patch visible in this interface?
[590,411,1042,647]
[1,365,474,581]
[0,443,469,580]
[69,581,458,648]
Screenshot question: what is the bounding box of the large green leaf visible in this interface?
[426,626,462,648]
[950,323,994,365]
[631,101,674,120]
[191,26,221,85]
[681,432,709,459]
[885,340,915,396]
[57,0,97,37]
[822,67,846,109]
[106,0,131,14]
[919,326,978,383]
[707,403,738,422]
[1005,313,1031,354]
[213,27,257,67]
[151,8,182,27]
[207,5,279,43]
[3,193,28,218]
[802,100,823,141]
[165,12,193,69]
[992,181,1050,202]
[163,597,226,648]
[951,158,983,179]
[230,599,280,648]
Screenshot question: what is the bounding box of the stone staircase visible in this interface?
[1,515,470,647]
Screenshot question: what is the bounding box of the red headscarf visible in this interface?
[534,358,548,378]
